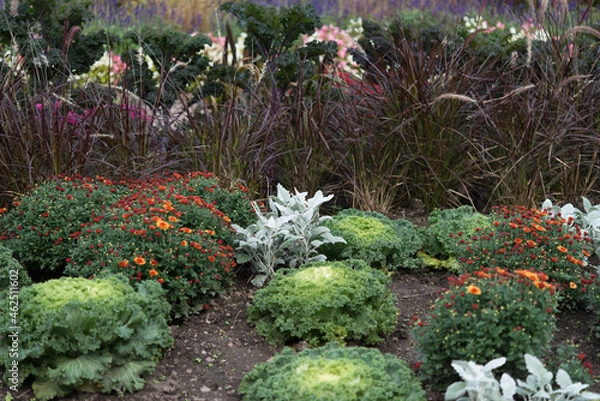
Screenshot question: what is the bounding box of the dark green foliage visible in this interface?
[220,2,337,98]
[322,209,422,269]
[247,260,398,346]
[0,244,32,291]
[239,342,426,401]
[0,0,98,80]
[120,25,211,106]
[0,275,173,400]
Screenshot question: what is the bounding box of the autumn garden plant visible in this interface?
[322,209,422,269]
[412,268,558,389]
[453,205,595,308]
[238,342,426,401]
[0,275,174,401]
[246,260,398,346]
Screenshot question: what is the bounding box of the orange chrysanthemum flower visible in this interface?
[149,269,159,277]
[473,271,491,279]
[156,219,170,230]
[515,238,523,245]
[570,282,577,289]
[526,240,537,248]
[467,285,482,295]
[557,246,568,253]
[181,240,188,247]
[118,260,129,268]
[133,255,146,265]
[150,259,159,266]
[531,223,546,232]
[168,216,178,222]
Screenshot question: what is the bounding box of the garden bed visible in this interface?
[3,266,600,401]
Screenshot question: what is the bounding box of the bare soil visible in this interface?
[4,208,600,400]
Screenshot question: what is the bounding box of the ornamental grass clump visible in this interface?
[412,268,558,389]
[453,205,594,308]
[322,209,422,269]
[0,275,173,401]
[247,260,398,346]
[65,180,237,320]
[238,342,426,401]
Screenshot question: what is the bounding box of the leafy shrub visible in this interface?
[322,209,422,269]
[65,181,236,320]
[232,184,344,287]
[0,275,173,401]
[0,175,124,276]
[454,205,594,308]
[247,260,397,346]
[0,244,31,291]
[238,342,425,401]
[412,268,558,389]
[445,354,600,401]
[420,205,491,260]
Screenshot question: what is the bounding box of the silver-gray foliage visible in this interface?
[232,184,345,287]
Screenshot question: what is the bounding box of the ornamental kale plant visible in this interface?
[454,205,594,309]
[0,175,124,277]
[65,178,237,320]
[232,183,344,287]
[247,260,397,347]
[412,268,558,389]
[322,209,422,269]
[0,275,173,401]
[238,342,426,401]
[420,205,491,260]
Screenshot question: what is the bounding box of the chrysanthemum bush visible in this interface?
[412,268,558,389]
[65,175,243,320]
[0,171,253,319]
[453,205,594,308]
[0,175,125,276]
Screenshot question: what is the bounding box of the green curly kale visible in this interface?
[247,260,398,346]
[322,209,422,269]
[0,275,173,400]
[239,342,426,401]
[420,205,491,259]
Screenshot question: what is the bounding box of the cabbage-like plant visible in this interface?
[247,260,398,346]
[445,354,600,401]
[232,183,345,287]
[322,209,422,269]
[420,205,491,260]
[238,342,426,401]
[0,275,173,400]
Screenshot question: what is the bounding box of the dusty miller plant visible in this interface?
[445,354,600,401]
[232,184,345,287]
